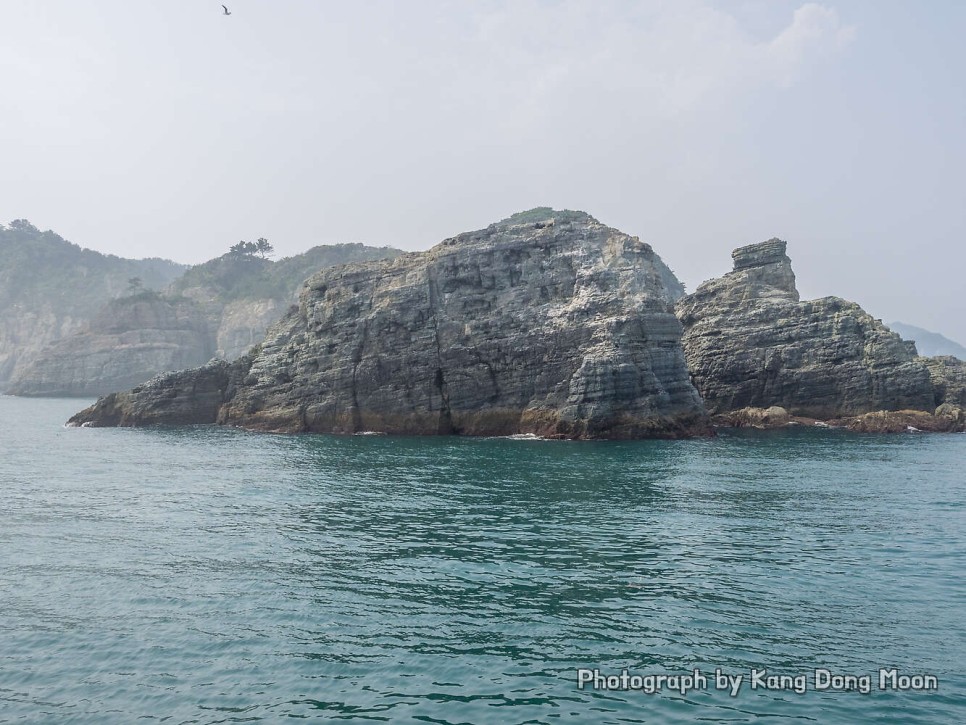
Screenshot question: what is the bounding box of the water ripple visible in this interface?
[0,397,964,723]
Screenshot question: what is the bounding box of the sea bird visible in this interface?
[222,5,231,15]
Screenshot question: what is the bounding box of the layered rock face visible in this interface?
[9,296,214,397]
[70,210,709,439]
[676,239,936,418]
[923,356,966,409]
[68,359,240,427]
[9,293,274,397]
[215,299,283,360]
[0,307,86,386]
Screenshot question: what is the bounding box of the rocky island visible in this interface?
[68,211,965,438]
[69,210,709,439]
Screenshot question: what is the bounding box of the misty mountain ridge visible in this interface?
[0,219,186,309]
[888,321,966,360]
[0,220,186,383]
[171,242,404,305]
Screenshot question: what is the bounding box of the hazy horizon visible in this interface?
[2,1,963,341]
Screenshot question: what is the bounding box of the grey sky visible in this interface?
[2,0,963,341]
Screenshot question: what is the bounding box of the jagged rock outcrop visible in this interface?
[9,295,214,397]
[676,239,936,418]
[922,356,966,408]
[70,209,709,439]
[914,355,966,429]
[68,359,241,427]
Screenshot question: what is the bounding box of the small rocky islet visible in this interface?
[68,209,966,437]
[676,238,965,432]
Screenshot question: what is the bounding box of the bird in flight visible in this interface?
[222,5,231,15]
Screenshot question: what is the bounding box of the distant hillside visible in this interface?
[171,242,406,360]
[0,219,186,384]
[889,321,966,359]
[0,219,184,310]
[9,240,405,396]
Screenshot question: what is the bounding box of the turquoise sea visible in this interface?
[1,396,964,724]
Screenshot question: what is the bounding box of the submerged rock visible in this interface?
[69,209,709,439]
[837,409,965,434]
[676,239,936,418]
[713,406,791,429]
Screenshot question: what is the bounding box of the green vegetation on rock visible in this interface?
[171,242,403,304]
[499,207,598,226]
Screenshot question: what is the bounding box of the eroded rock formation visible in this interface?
[69,359,241,427]
[676,239,937,418]
[922,356,966,408]
[70,210,709,438]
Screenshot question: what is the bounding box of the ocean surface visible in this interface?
[1,396,964,724]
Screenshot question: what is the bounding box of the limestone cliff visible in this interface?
[676,239,936,417]
[8,295,214,397]
[70,210,709,439]
[215,299,283,359]
[0,305,86,385]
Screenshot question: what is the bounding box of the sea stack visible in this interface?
[675,239,936,417]
[70,209,710,439]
